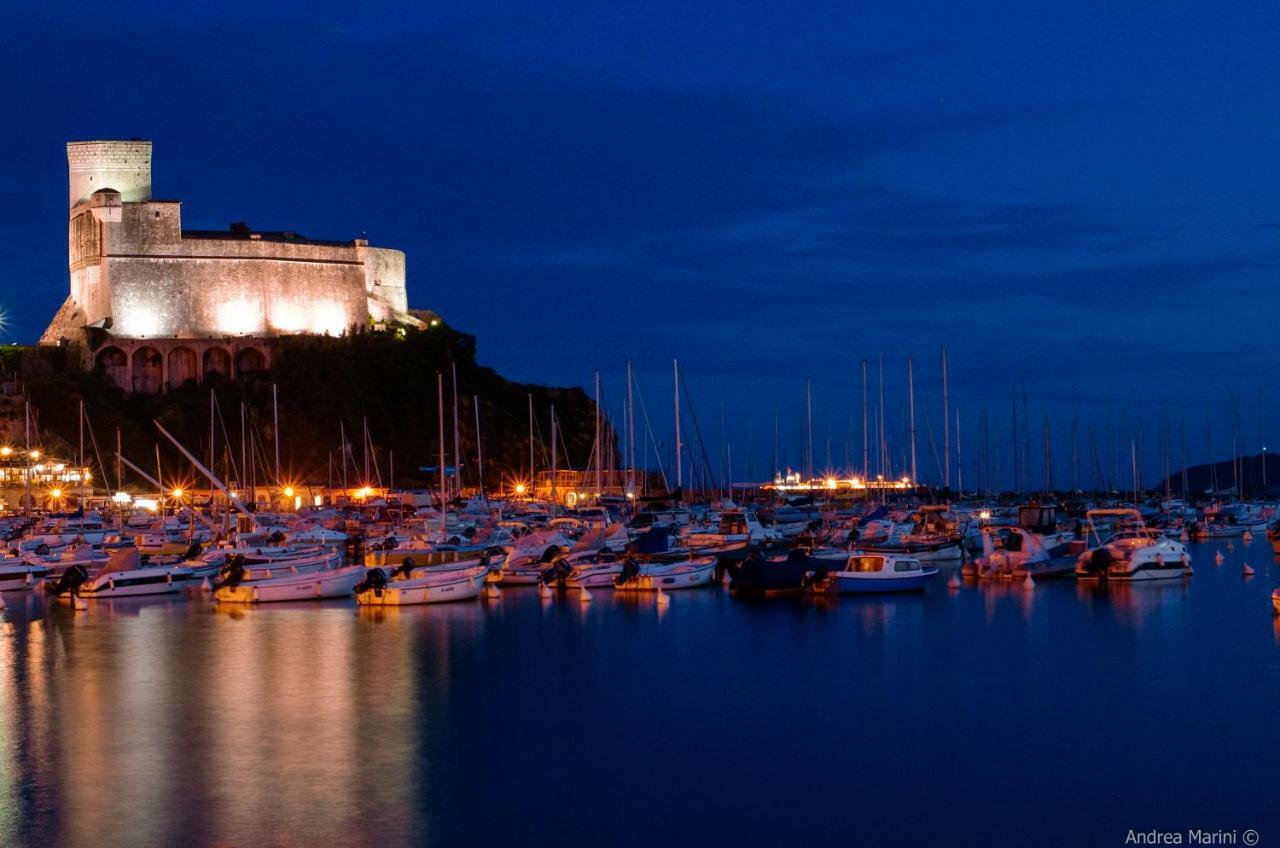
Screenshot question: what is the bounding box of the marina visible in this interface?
[9,1,1280,844]
[0,524,1275,847]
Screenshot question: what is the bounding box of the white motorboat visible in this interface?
[1074,509,1190,582]
[964,526,1083,580]
[614,556,717,591]
[57,549,198,599]
[354,567,487,606]
[215,565,366,604]
[0,561,51,591]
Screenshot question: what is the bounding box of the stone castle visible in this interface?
[42,140,419,392]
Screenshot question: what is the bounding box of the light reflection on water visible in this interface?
[0,537,1275,847]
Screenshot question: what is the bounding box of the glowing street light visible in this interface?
[514,483,526,495]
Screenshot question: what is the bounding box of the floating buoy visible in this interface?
[538,582,553,599]
[656,589,670,606]
[73,596,88,611]
[1228,541,1235,552]
[1022,572,1036,590]
[485,584,501,600]
[579,587,593,603]
[1182,554,1192,577]
[721,570,731,587]
[1214,551,1224,565]
[947,572,962,590]
[1244,531,1254,543]
[200,577,211,593]
[1243,563,1255,577]
[1180,529,1189,542]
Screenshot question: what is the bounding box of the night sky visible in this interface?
[4,1,1279,488]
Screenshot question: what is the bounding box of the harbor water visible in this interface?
[2,538,1278,847]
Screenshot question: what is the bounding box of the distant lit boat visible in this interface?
[614,556,717,591]
[803,553,938,594]
[215,564,366,604]
[1272,589,1280,615]
[1075,509,1190,582]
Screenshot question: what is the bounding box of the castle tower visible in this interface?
[67,140,152,207]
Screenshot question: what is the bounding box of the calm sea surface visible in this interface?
[2,539,1278,848]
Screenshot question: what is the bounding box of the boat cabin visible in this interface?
[1018,505,1058,535]
[842,554,926,574]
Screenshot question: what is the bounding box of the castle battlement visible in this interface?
[43,140,419,392]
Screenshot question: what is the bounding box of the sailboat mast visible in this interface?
[861,359,869,483]
[451,362,460,497]
[907,354,916,487]
[595,370,602,497]
[805,378,813,480]
[955,408,962,496]
[877,353,885,484]
[551,406,558,511]
[474,395,484,500]
[437,371,447,532]
[528,393,535,486]
[272,383,281,486]
[626,361,635,496]
[673,359,682,492]
[79,399,85,508]
[941,347,949,489]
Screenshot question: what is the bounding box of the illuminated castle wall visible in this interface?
[42,140,417,391]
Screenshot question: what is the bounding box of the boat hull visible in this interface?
[819,569,939,594]
[215,566,365,604]
[355,573,485,606]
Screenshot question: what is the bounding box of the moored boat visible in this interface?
[215,564,366,603]
[802,553,939,594]
[614,556,716,591]
[353,567,487,606]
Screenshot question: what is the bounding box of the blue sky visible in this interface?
[4,1,1279,488]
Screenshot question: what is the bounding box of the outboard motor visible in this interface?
[1006,532,1023,553]
[266,530,286,546]
[183,541,203,561]
[1086,547,1112,578]
[355,568,389,597]
[35,543,50,556]
[801,559,830,590]
[539,559,573,587]
[616,558,642,587]
[392,557,416,580]
[539,545,561,564]
[220,555,247,588]
[48,563,90,596]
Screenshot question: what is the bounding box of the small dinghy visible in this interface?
[614,556,717,591]
[353,566,487,606]
[215,564,366,604]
